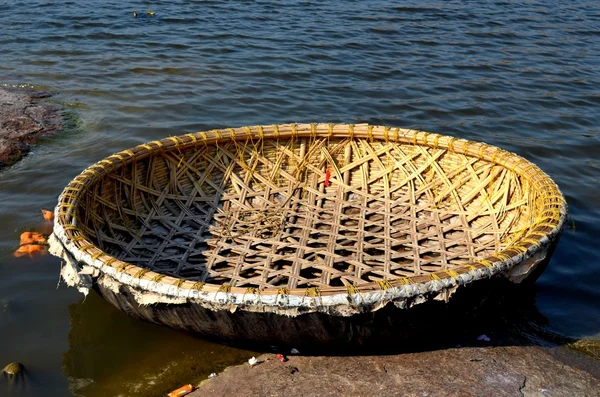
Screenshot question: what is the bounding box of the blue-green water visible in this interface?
[0,0,599,395]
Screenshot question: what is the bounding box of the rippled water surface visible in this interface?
[1,0,599,395]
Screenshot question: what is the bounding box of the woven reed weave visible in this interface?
[54,124,566,301]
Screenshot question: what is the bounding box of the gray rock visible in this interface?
[0,87,62,168]
[190,345,599,397]
[0,138,30,166]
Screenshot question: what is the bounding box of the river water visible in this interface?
[0,0,599,396]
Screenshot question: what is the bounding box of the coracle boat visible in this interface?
[49,124,566,347]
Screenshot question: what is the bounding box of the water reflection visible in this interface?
[63,292,254,397]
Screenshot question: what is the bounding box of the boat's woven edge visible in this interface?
[52,123,568,315]
[51,207,565,316]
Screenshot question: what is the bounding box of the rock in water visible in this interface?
[0,87,62,168]
[2,362,24,376]
[0,138,30,166]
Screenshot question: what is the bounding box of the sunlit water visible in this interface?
[0,0,599,395]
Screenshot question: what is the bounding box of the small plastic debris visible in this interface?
[324,168,331,187]
[41,209,54,222]
[477,334,491,342]
[167,384,193,397]
[276,353,287,362]
[133,11,138,17]
[290,348,300,355]
[208,372,218,378]
[248,357,260,367]
[146,10,155,16]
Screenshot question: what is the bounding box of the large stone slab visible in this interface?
[190,345,599,397]
[0,87,62,168]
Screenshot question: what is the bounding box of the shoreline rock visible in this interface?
[189,344,599,397]
[0,87,62,168]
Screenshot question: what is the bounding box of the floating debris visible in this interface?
[19,231,46,245]
[167,384,193,397]
[13,210,54,257]
[41,209,54,222]
[133,11,138,18]
[2,362,24,376]
[477,334,491,342]
[13,242,47,257]
[146,10,155,16]
[14,231,48,257]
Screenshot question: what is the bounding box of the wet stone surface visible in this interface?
[0,87,62,168]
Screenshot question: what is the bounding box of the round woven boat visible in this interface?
[50,123,567,346]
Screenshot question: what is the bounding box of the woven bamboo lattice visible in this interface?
[54,124,565,298]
